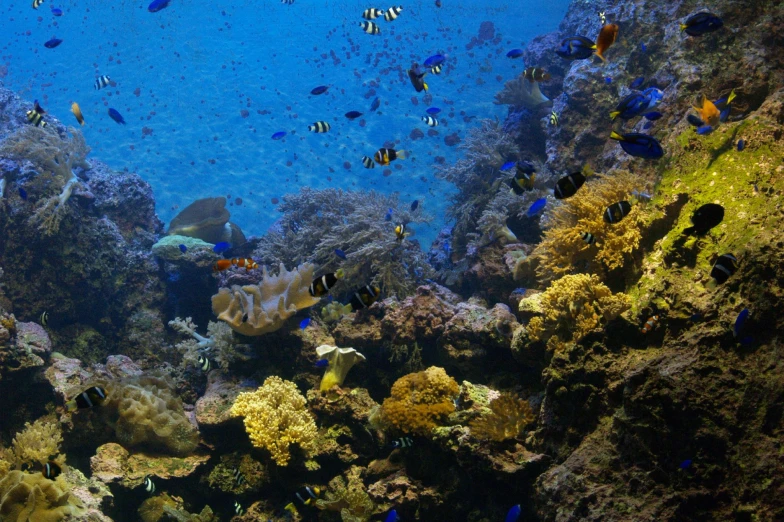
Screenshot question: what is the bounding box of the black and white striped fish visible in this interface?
[144,476,156,494]
[362,7,383,19]
[361,156,376,169]
[233,467,245,486]
[308,121,330,133]
[197,355,212,372]
[390,436,413,448]
[360,21,380,34]
[94,75,112,90]
[384,6,402,21]
[421,115,438,127]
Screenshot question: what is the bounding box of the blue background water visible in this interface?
[1,0,569,247]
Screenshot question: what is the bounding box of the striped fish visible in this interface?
[421,115,438,127]
[32,0,44,9]
[308,121,330,133]
[361,155,375,169]
[360,21,380,34]
[384,5,402,21]
[361,7,383,19]
[94,75,112,90]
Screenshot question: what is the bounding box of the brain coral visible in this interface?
[230,376,318,466]
[380,366,459,436]
[0,470,83,521]
[104,374,200,456]
[212,263,320,336]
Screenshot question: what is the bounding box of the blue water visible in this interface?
[1,0,569,246]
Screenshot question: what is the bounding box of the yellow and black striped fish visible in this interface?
[580,232,596,245]
[43,461,61,479]
[349,285,381,311]
[361,7,383,19]
[422,115,438,127]
[374,148,406,166]
[603,200,632,224]
[26,101,47,127]
[384,6,402,21]
[71,102,85,125]
[309,269,344,297]
[360,21,380,35]
[94,75,111,90]
[65,386,108,412]
[308,121,330,133]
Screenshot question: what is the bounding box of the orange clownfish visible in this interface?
[71,102,85,125]
[641,315,660,334]
[595,23,619,63]
[213,258,258,272]
[693,95,721,128]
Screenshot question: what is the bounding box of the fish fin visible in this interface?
[65,401,77,413]
[341,304,353,315]
[609,110,620,120]
[609,130,624,141]
[423,82,429,92]
[595,51,608,63]
[395,150,407,159]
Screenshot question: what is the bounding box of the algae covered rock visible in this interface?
[91,442,209,488]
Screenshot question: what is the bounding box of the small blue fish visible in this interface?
[345,111,363,120]
[411,200,419,212]
[526,197,547,217]
[505,504,522,522]
[609,131,664,160]
[696,125,714,135]
[555,36,596,60]
[271,131,286,140]
[44,38,63,49]
[629,76,645,89]
[644,111,662,121]
[679,459,692,470]
[384,510,398,522]
[314,359,329,368]
[425,107,441,115]
[641,87,664,110]
[604,76,613,84]
[733,308,752,344]
[642,121,654,130]
[300,317,311,329]
[148,0,171,12]
[108,108,125,124]
[178,244,187,253]
[423,54,446,68]
[680,12,723,37]
[213,241,231,254]
[500,161,516,171]
[335,248,347,260]
[19,188,28,200]
[311,85,329,95]
[506,49,524,59]
[325,295,334,303]
[737,139,745,151]
[631,190,653,202]
[370,97,381,112]
[384,208,393,221]
[50,7,63,16]
[640,42,647,53]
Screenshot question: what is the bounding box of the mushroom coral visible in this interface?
[212,263,321,336]
[380,366,459,436]
[167,196,246,246]
[315,345,366,392]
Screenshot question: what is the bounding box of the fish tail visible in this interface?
[727,89,737,104]
[582,164,595,177]
[609,111,620,120]
[423,82,429,92]
[336,269,345,279]
[341,303,353,315]
[395,150,407,159]
[65,400,77,413]
[679,23,687,31]
[609,130,624,141]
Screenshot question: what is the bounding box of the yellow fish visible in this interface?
[694,95,721,127]
[71,102,85,125]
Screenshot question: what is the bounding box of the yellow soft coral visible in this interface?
[11,417,63,467]
[380,366,459,436]
[469,393,535,441]
[230,376,318,466]
[533,170,647,283]
[523,273,630,352]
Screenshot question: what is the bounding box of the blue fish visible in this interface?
[44,38,63,49]
[311,85,329,95]
[370,97,381,112]
[526,197,547,217]
[680,12,723,36]
[556,36,596,60]
[425,107,441,115]
[644,111,662,121]
[271,131,286,140]
[411,200,419,212]
[213,241,231,254]
[335,248,347,260]
[631,190,653,202]
[148,0,171,12]
[641,87,663,110]
[423,54,446,68]
[604,76,613,84]
[610,93,649,120]
[314,358,329,368]
[384,208,393,221]
[19,188,28,200]
[642,121,654,130]
[500,161,516,171]
[610,131,664,160]
[687,114,705,127]
[696,125,714,135]
[50,7,63,16]
[384,510,398,522]
[733,308,752,344]
[506,49,524,59]
[737,139,745,151]
[505,504,522,522]
[679,459,693,470]
[629,76,645,89]
[345,111,363,120]
[108,108,126,124]
[640,42,647,53]
[178,244,187,253]
[300,317,311,329]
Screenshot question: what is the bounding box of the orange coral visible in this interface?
[469,393,535,441]
[380,366,459,435]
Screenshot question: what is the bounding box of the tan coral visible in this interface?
[380,366,459,436]
[212,263,320,336]
[469,393,536,441]
[315,345,366,392]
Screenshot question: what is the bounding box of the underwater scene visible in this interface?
[0,0,783,520]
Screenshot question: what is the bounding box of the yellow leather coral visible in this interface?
[380,366,459,436]
[230,376,317,466]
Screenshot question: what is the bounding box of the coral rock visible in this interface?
[194,372,243,427]
[91,442,210,488]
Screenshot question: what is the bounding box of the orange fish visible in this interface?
[231,258,258,270]
[693,95,721,127]
[641,315,659,334]
[71,102,85,125]
[212,259,233,272]
[595,23,619,63]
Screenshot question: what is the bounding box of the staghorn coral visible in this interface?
[253,187,434,299]
[230,376,318,466]
[380,366,459,436]
[0,126,90,235]
[0,471,84,521]
[523,273,631,353]
[494,73,551,109]
[10,416,63,468]
[532,170,648,283]
[469,393,536,442]
[212,263,320,336]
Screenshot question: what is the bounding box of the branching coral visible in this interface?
[522,273,631,352]
[533,170,648,283]
[253,187,434,299]
[230,376,318,466]
[0,126,90,235]
[169,317,239,368]
[380,366,459,436]
[212,263,320,336]
[10,416,63,468]
[469,393,535,441]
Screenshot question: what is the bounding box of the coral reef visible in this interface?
[469,393,535,442]
[315,344,366,392]
[169,317,239,370]
[230,376,318,466]
[211,263,320,336]
[379,366,459,436]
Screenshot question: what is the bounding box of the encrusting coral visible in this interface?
[230,376,318,466]
[212,263,320,336]
[0,125,90,235]
[379,366,459,436]
[532,170,648,284]
[469,393,536,442]
[522,273,631,353]
[315,345,366,392]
